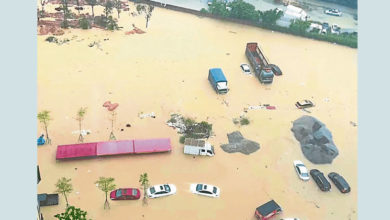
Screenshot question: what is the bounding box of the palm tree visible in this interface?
[108,111,117,140]
[55,177,73,207]
[86,0,97,19]
[113,0,121,18]
[37,110,52,144]
[139,173,150,205]
[76,107,87,143]
[136,4,154,28]
[95,177,116,209]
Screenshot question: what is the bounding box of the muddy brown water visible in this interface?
[38,3,357,220]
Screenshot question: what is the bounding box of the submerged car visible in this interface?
[328,172,351,193]
[254,200,282,220]
[295,100,314,109]
[240,63,251,74]
[110,188,140,200]
[331,24,341,35]
[269,64,282,76]
[190,183,220,197]
[310,169,331,191]
[293,160,310,181]
[147,184,176,198]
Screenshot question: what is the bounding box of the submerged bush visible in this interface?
[79,17,91,29]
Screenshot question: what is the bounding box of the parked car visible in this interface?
[269,64,282,76]
[295,100,314,109]
[147,184,176,198]
[240,63,251,74]
[293,160,310,181]
[310,169,331,191]
[190,183,220,197]
[321,22,329,34]
[110,188,140,200]
[328,172,351,193]
[324,9,342,16]
[331,24,341,35]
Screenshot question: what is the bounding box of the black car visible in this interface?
[328,172,351,193]
[310,169,331,191]
[269,64,282,76]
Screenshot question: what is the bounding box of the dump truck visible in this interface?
[245,42,277,84]
[184,138,215,156]
[208,68,229,94]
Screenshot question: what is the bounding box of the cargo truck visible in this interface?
[208,68,229,94]
[183,138,215,157]
[245,42,279,84]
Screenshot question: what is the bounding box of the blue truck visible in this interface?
[245,42,276,84]
[208,68,229,94]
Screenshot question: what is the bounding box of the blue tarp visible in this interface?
[209,68,227,83]
[37,136,45,146]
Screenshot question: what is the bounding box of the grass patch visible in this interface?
[240,117,250,126]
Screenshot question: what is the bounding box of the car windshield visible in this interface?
[213,187,217,194]
[301,173,309,177]
[150,187,156,194]
[196,184,203,191]
[116,190,122,197]
[164,185,171,192]
[132,189,138,196]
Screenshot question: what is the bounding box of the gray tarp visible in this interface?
[291,116,339,164]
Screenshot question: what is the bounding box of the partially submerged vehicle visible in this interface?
[38,193,59,207]
[254,200,282,220]
[328,172,351,193]
[240,63,251,74]
[190,183,220,197]
[184,138,214,157]
[310,169,331,191]
[245,42,276,83]
[325,9,342,16]
[331,24,341,35]
[110,188,140,200]
[293,160,310,181]
[208,68,229,94]
[147,184,176,198]
[295,100,314,109]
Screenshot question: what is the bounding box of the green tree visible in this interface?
[37,110,52,144]
[95,177,116,209]
[108,110,117,140]
[289,19,311,35]
[113,0,122,18]
[260,9,283,25]
[208,0,230,17]
[136,4,154,28]
[61,0,71,28]
[76,107,87,143]
[86,0,98,19]
[228,0,259,21]
[139,173,150,205]
[54,206,91,220]
[103,0,114,19]
[55,177,73,207]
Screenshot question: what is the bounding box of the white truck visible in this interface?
[183,138,215,157]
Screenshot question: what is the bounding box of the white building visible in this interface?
[276,5,308,27]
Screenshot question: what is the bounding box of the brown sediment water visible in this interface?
[38,3,357,220]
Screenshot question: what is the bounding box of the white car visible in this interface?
[147,184,176,198]
[240,64,251,74]
[293,160,310,181]
[190,183,220,197]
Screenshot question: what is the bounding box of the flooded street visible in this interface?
[38,3,357,220]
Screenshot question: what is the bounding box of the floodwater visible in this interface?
[38,3,357,220]
[159,0,357,31]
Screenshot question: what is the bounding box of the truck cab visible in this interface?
[184,138,215,157]
[258,67,274,84]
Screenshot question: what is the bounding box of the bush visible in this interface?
[260,9,283,25]
[106,16,119,30]
[45,36,58,43]
[240,117,250,126]
[200,8,208,14]
[79,17,91,29]
[61,20,69,28]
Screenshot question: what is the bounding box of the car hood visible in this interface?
[169,184,177,194]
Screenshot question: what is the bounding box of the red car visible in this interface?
[110,188,140,200]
